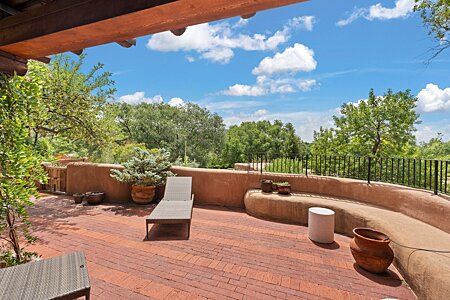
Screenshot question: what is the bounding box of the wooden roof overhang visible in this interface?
[0,0,308,75]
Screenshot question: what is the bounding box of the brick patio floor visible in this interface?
[27,195,416,300]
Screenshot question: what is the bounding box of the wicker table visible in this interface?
[0,251,90,300]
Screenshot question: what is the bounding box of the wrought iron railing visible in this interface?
[248,153,450,196]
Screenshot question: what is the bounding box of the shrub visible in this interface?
[110,148,175,186]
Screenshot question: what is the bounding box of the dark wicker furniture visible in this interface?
[0,251,90,300]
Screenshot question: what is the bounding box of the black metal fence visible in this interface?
[249,153,450,196]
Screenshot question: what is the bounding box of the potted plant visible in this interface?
[110,148,175,204]
[275,182,291,195]
[261,179,273,193]
[85,192,104,205]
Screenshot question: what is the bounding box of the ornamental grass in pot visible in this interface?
[110,148,174,204]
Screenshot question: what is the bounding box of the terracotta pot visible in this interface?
[85,192,104,205]
[261,180,273,193]
[350,227,394,274]
[131,185,155,204]
[272,183,278,191]
[277,184,291,195]
[73,193,84,204]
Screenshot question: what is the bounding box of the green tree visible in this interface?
[414,0,450,60]
[310,127,339,155]
[0,73,46,266]
[223,120,307,164]
[28,55,117,158]
[312,89,420,157]
[116,102,225,166]
[416,133,450,159]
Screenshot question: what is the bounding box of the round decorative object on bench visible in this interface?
[350,227,394,274]
[308,207,335,244]
[85,192,104,205]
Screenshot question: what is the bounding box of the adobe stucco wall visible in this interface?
[66,162,132,202]
[171,166,450,234]
[64,164,450,233]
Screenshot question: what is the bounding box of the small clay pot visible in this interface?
[261,180,273,193]
[277,184,291,195]
[272,183,278,191]
[73,193,84,204]
[131,185,155,204]
[350,227,394,274]
[85,192,104,205]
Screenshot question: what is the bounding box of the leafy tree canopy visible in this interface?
[223,120,308,164]
[24,55,117,160]
[312,89,420,157]
[0,73,46,265]
[116,102,225,167]
[414,0,450,60]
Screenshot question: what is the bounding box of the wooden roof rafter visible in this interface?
[0,0,308,75]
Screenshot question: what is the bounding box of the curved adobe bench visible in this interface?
[244,190,450,300]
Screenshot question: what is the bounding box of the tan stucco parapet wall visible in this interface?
[66,162,132,202]
[171,166,450,234]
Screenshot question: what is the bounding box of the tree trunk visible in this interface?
[6,207,22,264]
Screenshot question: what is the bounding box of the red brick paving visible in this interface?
[26,195,416,299]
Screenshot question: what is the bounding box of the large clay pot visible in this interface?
[131,185,155,204]
[350,227,394,274]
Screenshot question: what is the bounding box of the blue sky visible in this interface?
[80,0,450,142]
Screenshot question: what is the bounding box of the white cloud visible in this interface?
[147,16,315,64]
[417,83,450,112]
[201,48,234,64]
[368,0,415,20]
[416,123,450,142]
[232,18,249,29]
[297,79,318,92]
[223,109,335,142]
[336,0,415,26]
[252,43,317,76]
[185,56,196,63]
[218,40,318,97]
[204,100,264,111]
[118,92,163,105]
[168,97,186,107]
[287,16,316,31]
[222,75,317,97]
[336,8,367,27]
[223,83,267,97]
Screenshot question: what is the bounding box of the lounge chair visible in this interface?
[146,177,194,240]
[0,252,90,300]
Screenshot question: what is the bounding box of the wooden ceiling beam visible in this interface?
[0,0,307,59]
[34,56,52,64]
[0,50,27,76]
[0,3,19,15]
[116,39,137,48]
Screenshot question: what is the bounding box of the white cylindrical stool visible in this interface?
[308,207,335,244]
